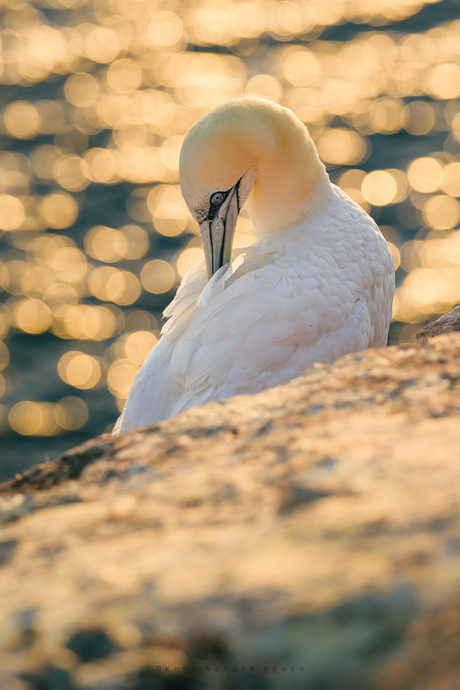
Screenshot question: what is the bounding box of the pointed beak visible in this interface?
[199,182,240,280]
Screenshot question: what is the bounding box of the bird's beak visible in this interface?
[199,182,240,280]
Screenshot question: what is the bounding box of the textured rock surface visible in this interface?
[1,334,460,689]
[416,305,460,339]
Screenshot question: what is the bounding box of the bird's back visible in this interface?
[115,186,394,434]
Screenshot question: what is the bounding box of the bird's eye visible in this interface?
[210,192,224,205]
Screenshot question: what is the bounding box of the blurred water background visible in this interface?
[0,0,459,480]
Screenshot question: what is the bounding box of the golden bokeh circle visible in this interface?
[140,259,176,294]
[14,299,52,334]
[57,351,101,389]
[64,73,100,107]
[246,75,282,103]
[0,195,25,231]
[124,331,158,365]
[0,342,9,372]
[54,396,88,430]
[4,101,40,139]
[107,359,139,398]
[407,158,443,194]
[40,192,79,229]
[423,195,460,230]
[362,171,397,206]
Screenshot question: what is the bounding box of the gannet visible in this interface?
[113,98,394,435]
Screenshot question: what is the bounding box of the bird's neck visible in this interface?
[246,112,333,236]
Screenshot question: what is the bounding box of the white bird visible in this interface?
[113,98,394,435]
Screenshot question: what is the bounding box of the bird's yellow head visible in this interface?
[179,98,331,279]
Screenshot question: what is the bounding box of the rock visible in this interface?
[1,334,460,689]
[416,305,460,339]
[0,493,32,525]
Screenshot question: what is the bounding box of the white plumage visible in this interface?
[114,98,394,435]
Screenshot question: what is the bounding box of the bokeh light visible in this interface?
[149,11,184,50]
[88,266,141,305]
[13,298,52,334]
[54,154,89,192]
[58,351,101,389]
[65,73,100,107]
[40,192,79,229]
[9,401,60,436]
[141,260,175,294]
[1,0,460,472]
[107,59,142,94]
[54,396,88,431]
[402,101,436,136]
[124,331,158,365]
[107,359,139,400]
[0,195,25,231]
[246,75,282,102]
[177,248,204,278]
[316,129,369,167]
[408,158,443,193]
[423,195,460,230]
[3,101,40,139]
[0,342,9,372]
[362,171,398,206]
[8,395,88,436]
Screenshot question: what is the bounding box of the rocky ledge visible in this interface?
[1,322,460,690]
